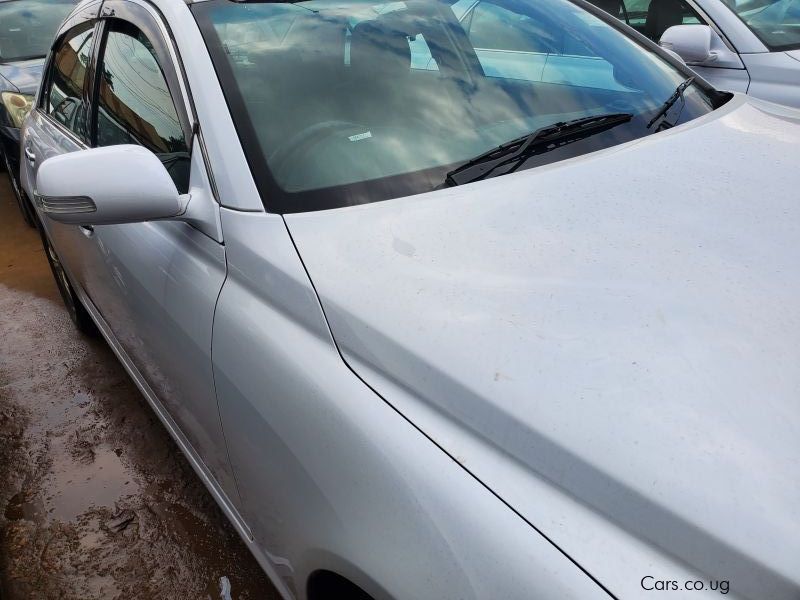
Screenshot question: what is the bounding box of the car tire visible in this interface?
[1,148,37,228]
[40,232,97,335]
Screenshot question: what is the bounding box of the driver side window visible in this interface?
[94,20,190,193]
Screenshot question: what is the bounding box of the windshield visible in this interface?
[194,0,720,213]
[724,0,800,50]
[0,0,76,63]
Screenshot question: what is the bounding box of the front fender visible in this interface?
[211,208,608,600]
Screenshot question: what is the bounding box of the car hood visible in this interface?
[0,59,45,95]
[285,95,800,599]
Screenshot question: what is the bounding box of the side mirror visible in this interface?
[660,47,686,65]
[659,25,715,65]
[660,25,744,70]
[36,145,187,225]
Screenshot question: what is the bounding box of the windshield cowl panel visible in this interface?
[194,0,720,213]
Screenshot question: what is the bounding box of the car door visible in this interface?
[26,3,100,283]
[610,0,752,93]
[74,0,241,507]
[743,50,800,107]
[699,0,800,108]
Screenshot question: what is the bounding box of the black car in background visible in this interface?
[1,0,76,226]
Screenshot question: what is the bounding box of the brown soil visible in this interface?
[0,173,279,599]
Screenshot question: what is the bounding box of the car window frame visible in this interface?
[90,0,194,158]
[38,20,98,147]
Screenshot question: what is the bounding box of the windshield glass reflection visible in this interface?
[195,0,718,212]
[725,0,800,50]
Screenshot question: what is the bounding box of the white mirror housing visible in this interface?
[35,145,187,225]
[660,25,745,70]
[660,24,715,65]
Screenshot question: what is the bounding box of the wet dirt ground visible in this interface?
[0,173,279,598]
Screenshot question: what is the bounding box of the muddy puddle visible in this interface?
[0,175,278,598]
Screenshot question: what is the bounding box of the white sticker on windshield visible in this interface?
[348,131,372,142]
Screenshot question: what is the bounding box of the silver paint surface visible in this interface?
[286,95,800,600]
[17,0,800,597]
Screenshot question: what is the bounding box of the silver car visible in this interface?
[593,0,800,107]
[18,0,800,598]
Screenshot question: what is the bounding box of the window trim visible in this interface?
[94,0,195,149]
[86,18,106,147]
[37,1,103,109]
[37,20,98,145]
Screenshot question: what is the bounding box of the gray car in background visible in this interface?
[0,0,77,226]
[593,0,800,106]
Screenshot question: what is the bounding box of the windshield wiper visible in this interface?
[445,112,633,187]
[647,76,695,130]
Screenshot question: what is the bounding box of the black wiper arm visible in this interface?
[445,112,633,187]
[647,76,695,129]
